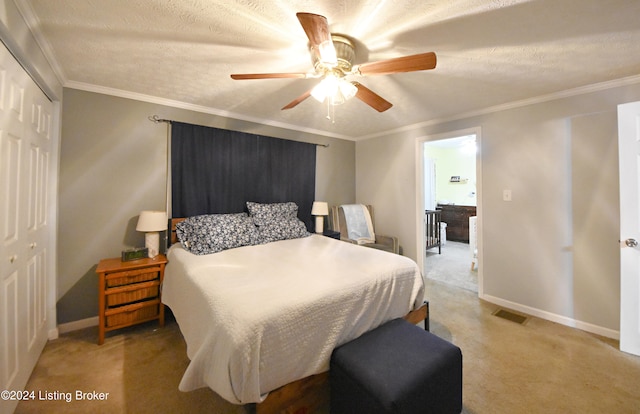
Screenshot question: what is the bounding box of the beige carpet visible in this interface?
[425,240,478,292]
[16,279,640,413]
[15,317,248,414]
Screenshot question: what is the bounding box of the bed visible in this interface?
[163,214,427,413]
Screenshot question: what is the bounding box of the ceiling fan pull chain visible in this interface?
[325,98,331,121]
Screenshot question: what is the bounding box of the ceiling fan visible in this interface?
[230,12,437,113]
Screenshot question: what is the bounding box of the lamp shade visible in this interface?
[311,202,329,216]
[136,211,167,232]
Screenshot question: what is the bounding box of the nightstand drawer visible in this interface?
[105,280,160,307]
[105,300,160,328]
[106,266,162,287]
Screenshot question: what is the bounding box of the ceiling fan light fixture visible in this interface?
[311,79,328,102]
[310,35,354,74]
[339,80,357,101]
[317,40,337,66]
[311,75,337,102]
[311,75,356,105]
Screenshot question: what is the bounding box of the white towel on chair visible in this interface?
[342,204,376,244]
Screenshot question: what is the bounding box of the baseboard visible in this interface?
[480,293,620,340]
[57,316,99,334]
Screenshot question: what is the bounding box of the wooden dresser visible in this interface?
[438,205,477,243]
[96,255,167,345]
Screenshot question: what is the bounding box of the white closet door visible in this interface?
[0,42,53,414]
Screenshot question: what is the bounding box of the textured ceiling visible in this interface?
[17,0,640,140]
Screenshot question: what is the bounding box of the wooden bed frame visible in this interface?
[167,217,429,414]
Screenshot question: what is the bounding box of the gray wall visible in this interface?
[356,82,640,335]
[57,88,355,324]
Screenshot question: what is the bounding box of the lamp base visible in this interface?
[145,232,160,258]
[315,216,324,234]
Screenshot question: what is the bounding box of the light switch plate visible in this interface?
[503,189,512,201]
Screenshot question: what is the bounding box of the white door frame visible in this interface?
[415,127,483,296]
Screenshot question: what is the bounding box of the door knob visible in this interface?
[625,238,638,248]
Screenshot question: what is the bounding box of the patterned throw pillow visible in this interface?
[257,218,310,243]
[176,213,260,255]
[246,201,299,225]
[246,202,310,243]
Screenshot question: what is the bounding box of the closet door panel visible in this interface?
[0,42,53,414]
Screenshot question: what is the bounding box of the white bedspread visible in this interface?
[162,234,424,404]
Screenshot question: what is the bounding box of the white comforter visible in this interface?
[162,234,424,404]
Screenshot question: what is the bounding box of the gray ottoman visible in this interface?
[330,318,462,414]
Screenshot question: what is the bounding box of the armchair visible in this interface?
[330,204,399,254]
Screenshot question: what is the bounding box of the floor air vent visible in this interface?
[493,309,528,325]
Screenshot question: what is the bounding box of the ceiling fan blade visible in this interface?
[296,12,337,65]
[231,73,308,80]
[296,12,331,47]
[355,52,437,76]
[282,89,313,110]
[353,82,393,112]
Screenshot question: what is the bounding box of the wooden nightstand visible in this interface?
[96,254,167,345]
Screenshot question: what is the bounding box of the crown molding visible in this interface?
[357,74,640,141]
[66,71,640,143]
[65,81,355,141]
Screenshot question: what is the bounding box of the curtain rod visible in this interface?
[148,115,171,124]
[148,115,329,147]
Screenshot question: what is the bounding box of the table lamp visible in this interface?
[136,210,167,258]
[311,201,329,233]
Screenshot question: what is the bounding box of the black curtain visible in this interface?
[171,122,317,231]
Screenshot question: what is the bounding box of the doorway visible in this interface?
[416,128,482,295]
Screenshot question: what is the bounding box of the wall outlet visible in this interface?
[503,189,512,201]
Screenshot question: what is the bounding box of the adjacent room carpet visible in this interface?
[425,240,478,292]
